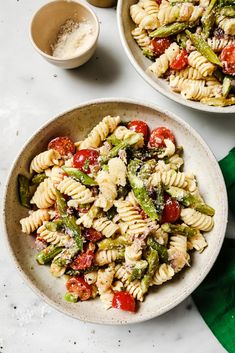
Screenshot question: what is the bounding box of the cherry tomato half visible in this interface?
[220,45,235,76]
[112,291,136,312]
[127,120,150,142]
[66,277,92,301]
[170,49,188,71]
[73,149,99,174]
[161,195,181,224]
[84,228,103,242]
[48,136,75,157]
[150,38,171,56]
[149,127,175,148]
[70,249,94,270]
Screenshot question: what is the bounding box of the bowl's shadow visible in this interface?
[65,44,121,85]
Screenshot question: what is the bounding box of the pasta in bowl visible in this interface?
[3,99,227,324]
[117,0,235,113]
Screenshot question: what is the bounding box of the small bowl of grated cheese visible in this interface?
[30,0,100,69]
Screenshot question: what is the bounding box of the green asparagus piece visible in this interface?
[101,133,143,163]
[150,22,189,38]
[176,32,188,48]
[62,166,97,186]
[106,134,121,146]
[219,6,235,17]
[128,260,148,282]
[185,30,222,66]
[201,0,217,38]
[141,249,159,294]
[162,223,197,237]
[52,246,79,267]
[18,174,31,208]
[127,159,160,221]
[153,186,165,214]
[201,96,235,106]
[98,236,131,250]
[65,265,99,276]
[218,0,234,5]
[147,237,168,263]
[131,147,164,161]
[56,191,83,250]
[166,186,215,216]
[213,68,224,83]
[222,76,232,97]
[138,160,156,180]
[31,173,47,185]
[35,245,63,265]
[45,219,64,232]
[142,48,155,60]
[64,292,79,303]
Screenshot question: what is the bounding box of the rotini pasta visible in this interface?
[20,209,50,234]
[37,224,71,247]
[149,43,180,77]
[57,176,94,205]
[30,149,61,173]
[181,208,214,231]
[93,217,119,238]
[152,263,175,285]
[30,178,57,209]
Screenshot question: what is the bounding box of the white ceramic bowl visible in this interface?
[30,0,100,69]
[117,0,235,114]
[3,98,227,324]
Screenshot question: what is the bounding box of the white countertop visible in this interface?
[0,1,234,352]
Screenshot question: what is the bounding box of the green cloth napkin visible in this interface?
[193,148,235,353]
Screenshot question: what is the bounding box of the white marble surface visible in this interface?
[0,1,235,352]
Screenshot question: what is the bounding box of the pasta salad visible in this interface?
[18,116,215,312]
[130,0,235,107]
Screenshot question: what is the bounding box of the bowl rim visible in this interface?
[29,0,100,62]
[116,0,235,114]
[2,97,228,324]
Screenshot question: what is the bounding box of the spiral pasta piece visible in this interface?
[158,139,176,158]
[173,67,204,80]
[95,249,123,266]
[168,154,184,170]
[168,234,189,273]
[36,224,71,247]
[152,263,175,285]
[151,170,188,188]
[181,81,221,101]
[46,166,65,186]
[188,51,216,77]
[57,176,94,205]
[158,2,203,25]
[100,289,114,310]
[95,171,117,211]
[113,126,144,148]
[181,208,214,231]
[169,75,206,93]
[30,178,57,209]
[114,200,148,237]
[96,265,115,294]
[114,264,130,283]
[125,241,142,265]
[93,217,119,238]
[130,3,147,25]
[131,26,151,49]
[126,280,144,301]
[20,209,50,234]
[217,17,235,36]
[30,149,61,173]
[78,115,120,150]
[207,37,235,52]
[76,205,99,227]
[149,43,180,77]
[84,271,98,285]
[187,231,207,252]
[141,0,159,15]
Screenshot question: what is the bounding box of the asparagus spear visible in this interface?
[101,133,143,163]
[141,249,159,294]
[65,265,99,276]
[185,30,222,66]
[201,0,217,38]
[52,246,79,267]
[45,219,64,232]
[31,173,47,185]
[161,223,197,237]
[18,174,31,208]
[147,237,168,263]
[150,22,189,38]
[138,160,156,180]
[219,6,235,17]
[98,236,131,250]
[142,48,155,60]
[56,191,83,251]
[64,292,79,303]
[106,134,121,146]
[35,245,63,265]
[62,166,97,186]
[166,186,215,216]
[200,97,235,106]
[128,260,148,282]
[176,32,188,48]
[222,77,232,97]
[127,159,160,221]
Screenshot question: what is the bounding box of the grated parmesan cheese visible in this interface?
[52,19,95,59]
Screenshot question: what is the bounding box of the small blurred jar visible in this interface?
[87,0,116,7]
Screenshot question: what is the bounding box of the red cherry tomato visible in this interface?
[220,45,235,75]
[66,277,92,301]
[127,120,150,142]
[149,127,175,148]
[48,136,75,157]
[112,291,136,312]
[70,249,94,270]
[170,49,188,70]
[161,195,181,223]
[150,38,171,56]
[84,228,103,242]
[73,149,99,173]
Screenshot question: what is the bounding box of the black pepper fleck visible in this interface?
[128,330,131,333]
[13,306,17,309]
[74,342,76,345]
[53,74,57,78]
[186,304,192,311]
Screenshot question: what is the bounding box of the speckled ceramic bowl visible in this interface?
[3,98,227,324]
[117,0,235,114]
